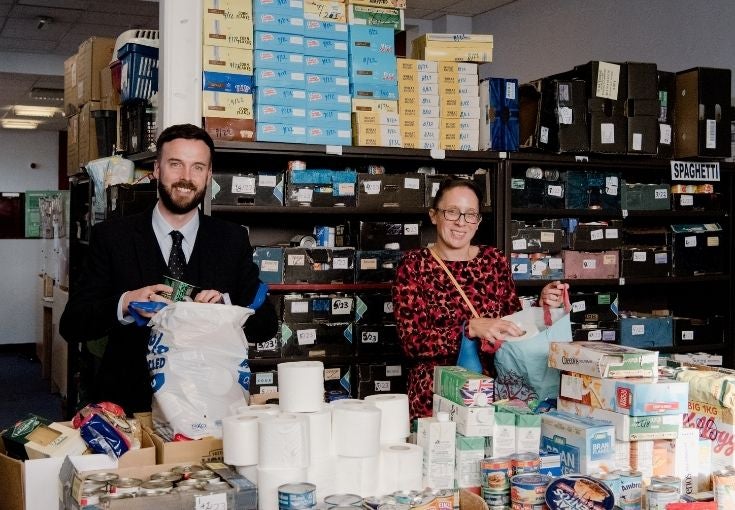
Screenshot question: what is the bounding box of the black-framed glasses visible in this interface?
[435,208,482,224]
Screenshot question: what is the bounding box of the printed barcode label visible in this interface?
[706,119,716,149]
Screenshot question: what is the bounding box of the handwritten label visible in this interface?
[297,329,317,345]
[232,176,256,194]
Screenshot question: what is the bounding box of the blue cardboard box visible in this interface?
[256,122,307,143]
[254,12,304,35]
[254,67,306,88]
[304,55,349,76]
[479,77,519,151]
[253,0,304,16]
[254,49,304,72]
[303,19,349,40]
[348,25,395,56]
[305,73,350,93]
[254,86,307,107]
[306,126,352,146]
[254,30,304,52]
[253,246,285,284]
[255,103,306,124]
[202,71,254,94]
[304,36,349,58]
[306,109,351,128]
[306,90,352,111]
[619,314,673,348]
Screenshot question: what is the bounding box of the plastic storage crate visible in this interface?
[120,99,156,155]
[118,42,159,102]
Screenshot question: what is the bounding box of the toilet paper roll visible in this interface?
[378,443,424,495]
[304,405,332,462]
[332,400,381,458]
[278,361,325,412]
[258,413,310,469]
[222,414,259,466]
[236,464,258,484]
[307,455,338,504]
[364,393,410,443]
[237,403,280,418]
[257,466,308,510]
[334,455,380,497]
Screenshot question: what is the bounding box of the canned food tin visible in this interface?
[377,505,410,510]
[278,482,317,509]
[481,457,513,491]
[481,489,511,506]
[110,477,142,495]
[590,471,622,505]
[177,478,204,489]
[81,480,106,492]
[616,469,642,510]
[392,490,419,505]
[141,479,173,493]
[189,470,218,483]
[650,475,681,493]
[150,471,183,483]
[80,489,104,506]
[511,453,541,475]
[510,473,551,505]
[207,480,231,491]
[100,492,133,502]
[646,484,680,510]
[86,472,119,484]
[510,503,546,510]
[140,486,170,497]
[172,464,203,479]
[324,493,363,507]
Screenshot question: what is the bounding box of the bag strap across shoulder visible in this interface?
[429,247,481,319]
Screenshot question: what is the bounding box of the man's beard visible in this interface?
[158,179,206,214]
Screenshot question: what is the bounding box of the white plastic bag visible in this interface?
[147,302,254,439]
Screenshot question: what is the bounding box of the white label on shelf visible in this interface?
[431,182,441,197]
[603,254,617,265]
[256,372,275,385]
[404,223,419,235]
[561,373,584,399]
[684,236,697,248]
[558,83,570,101]
[361,330,379,344]
[631,324,645,336]
[558,106,573,125]
[670,161,720,182]
[605,176,619,195]
[513,263,528,274]
[196,493,226,510]
[384,302,394,314]
[261,260,279,272]
[549,257,563,269]
[595,61,620,100]
[297,328,317,345]
[600,123,615,144]
[363,180,381,194]
[619,277,626,285]
[660,123,672,144]
[386,365,402,377]
[706,119,717,149]
[512,238,527,250]
[654,188,668,200]
[655,252,668,264]
[429,148,446,159]
[590,229,604,241]
[707,236,720,247]
[326,145,343,155]
[506,81,516,100]
[291,301,309,314]
[547,184,563,197]
[333,257,349,269]
[582,259,597,269]
[332,298,353,315]
[360,258,378,270]
[588,330,602,341]
[622,209,629,218]
[375,380,391,392]
[511,179,525,190]
[540,231,556,243]
[288,254,306,266]
[338,182,355,196]
[297,188,313,202]
[260,386,278,395]
[632,132,642,151]
[605,228,619,239]
[404,177,420,190]
[324,368,341,380]
[633,251,647,262]
[571,300,586,313]
[680,194,694,206]
[232,175,256,194]
[531,260,547,275]
[540,126,549,144]
[258,174,277,187]
[681,330,695,341]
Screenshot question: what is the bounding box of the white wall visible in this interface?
[0,130,59,344]
[473,0,735,96]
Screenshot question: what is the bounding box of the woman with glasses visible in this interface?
[392,177,567,420]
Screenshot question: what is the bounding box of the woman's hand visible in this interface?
[540,280,569,308]
[468,317,525,344]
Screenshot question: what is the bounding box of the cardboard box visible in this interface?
[355,363,406,399]
[682,400,735,471]
[541,410,616,474]
[567,220,622,251]
[306,73,350,93]
[657,70,676,158]
[557,398,680,441]
[202,45,254,75]
[564,171,620,211]
[358,221,421,250]
[354,322,399,355]
[281,321,353,358]
[281,293,355,323]
[620,182,670,211]
[432,394,494,437]
[562,250,619,280]
[559,372,688,416]
[620,247,671,277]
[78,101,103,167]
[347,3,404,30]
[64,53,79,115]
[66,114,79,176]
[203,71,254,93]
[511,253,564,281]
[254,30,304,52]
[479,77,519,151]
[283,247,355,283]
[571,321,618,343]
[509,222,564,254]
[75,36,115,105]
[304,0,347,22]
[569,292,618,323]
[99,65,120,110]
[619,313,673,348]
[204,117,256,142]
[355,292,394,324]
[357,173,425,209]
[355,249,402,282]
[202,91,254,119]
[136,412,222,465]
[673,316,725,347]
[252,246,284,284]
[548,341,658,378]
[670,223,725,276]
[286,168,356,207]
[433,366,494,408]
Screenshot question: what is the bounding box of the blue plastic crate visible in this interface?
[118,42,159,102]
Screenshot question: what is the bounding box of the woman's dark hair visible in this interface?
[431,177,484,209]
[156,123,216,163]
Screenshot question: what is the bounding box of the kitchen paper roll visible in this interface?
[304,405,332,462]
[332,400,381,458]
[258,413,310,469]
[236,464,258,484]
[257,466,308,510]
[278,361,325,412]
[378,443,424,495]
[335,455,380,497]
[364,393,410,443]
[307,455,338,504]
[222,414,259,466]
[237,403,280,418]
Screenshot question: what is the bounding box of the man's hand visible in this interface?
[123,284,173,317]
[194,289,224,304]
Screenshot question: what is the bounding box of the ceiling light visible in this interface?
[14,105,61,118]
[29,87,64,102]
[1,119,39,129]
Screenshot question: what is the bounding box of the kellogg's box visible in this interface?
[683,399,735,471]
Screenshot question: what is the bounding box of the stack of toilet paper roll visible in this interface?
[220,361,421,503]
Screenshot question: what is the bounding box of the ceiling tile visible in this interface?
[17,0,87,8]
[0,36,57,52]
[10,4,85,22]
[446,0,515,17]
[405,8,437,20]
[0,5,11,15]
[90,1,158,16]
[2,17,73,41]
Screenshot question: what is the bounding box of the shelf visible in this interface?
[213,205,429,215]
[126,151,156,163]
[247,352,404,368]
[658,344,727,354]
[513,274,729,287]
[269,283,391,292]
[511,208,727,219]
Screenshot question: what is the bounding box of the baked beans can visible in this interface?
[110,477,142,495]
[646,484,680,510]
[650,475,681,492]
[510,473,551,505]
[324,493,362,507]
[511,453,541,475]
[278,482,317,509]
[590,472,622,506]
[713,470,735,509]
[616,469,642,510]
[481,457,513,491]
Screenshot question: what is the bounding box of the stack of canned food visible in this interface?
[80,464,230,507]
[480,452,550,509]
[362,488,458,510]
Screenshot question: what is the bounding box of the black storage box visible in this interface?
[211,172,284,207]
[357,173,425,209]
[355,323,400,356]
[620,246,671,278]
[283,247,355,283]
[280,321,354,358]
[356,363,407,399]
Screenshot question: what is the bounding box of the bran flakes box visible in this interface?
[541,410,615,475]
